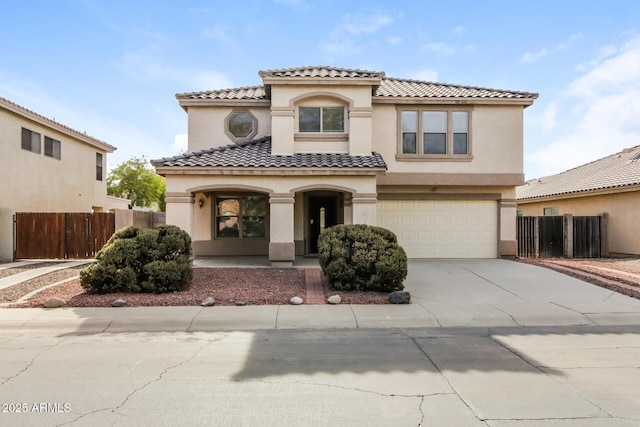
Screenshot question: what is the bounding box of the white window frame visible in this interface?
[295,99,348,142]
[397,107,472,161]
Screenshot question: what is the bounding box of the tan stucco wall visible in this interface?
[0,108,112,260]
[187,106,271,152]
[269,85,373,156]
[372,104,524,175]
[518,190,640,256]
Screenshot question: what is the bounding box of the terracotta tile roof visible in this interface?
[151,137,387,169]
[176,66,537,101]
[177,85,266,101]
[258,66,385,79]
[376,78,537,100]
[517,145,640,200]
[0,96,116,152]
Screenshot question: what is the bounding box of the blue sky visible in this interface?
[1,0,639,179]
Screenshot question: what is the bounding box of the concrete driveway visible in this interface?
[404,259,640,328]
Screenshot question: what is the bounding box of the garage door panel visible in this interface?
[377,200,498,259]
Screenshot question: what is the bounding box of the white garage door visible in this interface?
[377,200,498,258]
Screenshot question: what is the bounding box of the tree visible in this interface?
[107,156,166,211]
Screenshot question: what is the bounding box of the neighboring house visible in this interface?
[517,145,640,257]
[152,66,537,266]
[0,97,117,261]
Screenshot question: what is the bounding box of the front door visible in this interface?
[308,195,338,254]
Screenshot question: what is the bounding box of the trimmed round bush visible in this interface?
[318,224,407,292]
[80,225,192,294]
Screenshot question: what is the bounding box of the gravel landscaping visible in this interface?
[4,266,389,307]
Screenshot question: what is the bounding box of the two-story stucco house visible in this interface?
[152,66,537,266]
[0,97,119,260]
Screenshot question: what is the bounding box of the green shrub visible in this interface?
[318,224,407,292]
[80,225,192,294]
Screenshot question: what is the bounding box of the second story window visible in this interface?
[299,106,345,133]
[44,136,61,159]
[399,109,471,159]
[21,128,41,154]
[96,153,103,181]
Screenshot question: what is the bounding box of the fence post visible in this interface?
[564,214,574,258]
[599,212,609,257]
[534,216,540,258]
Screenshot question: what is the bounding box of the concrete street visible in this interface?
[1,259,640,426]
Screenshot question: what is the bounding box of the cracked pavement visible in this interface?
[1,326,639,426]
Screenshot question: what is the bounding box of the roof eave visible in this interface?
[154,166,386,176]
[176,98,270,110]
[517,183,640,203]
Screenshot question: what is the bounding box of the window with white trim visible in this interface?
[399,109,471,158]
[299,106,345,133]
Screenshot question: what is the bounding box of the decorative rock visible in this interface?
[201,297,215,307]
[235,300,247,306]
[43,297,66,308]
[327,295,342,305]
[389,291,411,304]
[290,296,303,305]
[111,298,127,307]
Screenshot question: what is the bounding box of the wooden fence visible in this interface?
[15,212,115,259]
[517,215,605,258]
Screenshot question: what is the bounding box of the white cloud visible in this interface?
[172,133,188,154]
[521,33,583,63]
[320,10,396,57]
[201,25,231,43]
[540,101,559,131]
[387,36,403,45]
[527,35,640,177]
[421,42,474,56]
[451,26,467,37]
[112,52,233,90]
[341,12,393,35]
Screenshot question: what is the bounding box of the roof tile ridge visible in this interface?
[259,65,384,76]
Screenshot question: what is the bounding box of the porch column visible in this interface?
[165,192,195,237]
[351,193,377,225]
[269,193,295,267]
[499,198,518,257]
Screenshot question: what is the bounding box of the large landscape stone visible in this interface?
[111,298,127,307]
[43,297,66,308]
[389,291,411,304]
[201,297,215,307]
[327,295,342,305]
[290,296,303,305]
